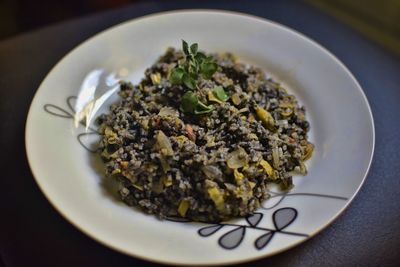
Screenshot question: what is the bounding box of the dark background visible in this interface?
[0,0,133,39]
[1,0,400,266]
[1,0,400,56]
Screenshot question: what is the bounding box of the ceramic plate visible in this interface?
[25,10,374,265]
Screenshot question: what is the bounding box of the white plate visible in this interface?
[25,10,374,265]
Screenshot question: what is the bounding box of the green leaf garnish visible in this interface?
[190,43,198,54]
[194,107,214,114]
[182,73,196,90]
[182,40,189,55]
[195,100,214,114]
[212,86,229,102]
[181,91,214,114]
[169,40,220,115]
[201,62,218,79]
[197,100,213,110]
[181,91,198,113]
[195,52,206,62]
[170,40,218,89]
[170,67,185,85]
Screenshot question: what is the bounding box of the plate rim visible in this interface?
[25,9,375,266]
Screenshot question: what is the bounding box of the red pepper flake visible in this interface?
[186,124,196,142]
[287,137,295,145]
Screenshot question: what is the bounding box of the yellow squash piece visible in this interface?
[234,169,244,183]
[150,72,161,85]
[259,159,276,179]
[162,175,173,187]
[178,199,190,217]
[255,106,275,130]
[104,127,119,144]
[231,93,241,106]
[120,161,129,169]
[176,135,188,145]
[208,187,225,211]
[111,168,121,175]
[248,181,256,189]
[242,164,249,172]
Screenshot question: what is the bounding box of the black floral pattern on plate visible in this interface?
[197,208,304,250]
[44,96,99,152]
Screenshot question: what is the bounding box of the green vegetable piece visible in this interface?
[194,109,213,115]
[182,40,189,55]
[182,73,196,90]
[195,100,214,114]
[190,43,198,54]
[195,52,206,62]
[212,86,229,102]
[201,62,218,79]
[181,91,198,113]
[170,67,185,85]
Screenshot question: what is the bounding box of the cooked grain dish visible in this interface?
[97,43,313,222]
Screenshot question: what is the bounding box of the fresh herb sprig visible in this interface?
[170,40,218,90]
[169,40,228,114]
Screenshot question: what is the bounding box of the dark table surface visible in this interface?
[1,0,399,266]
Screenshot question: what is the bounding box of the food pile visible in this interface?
[97,41,314,222]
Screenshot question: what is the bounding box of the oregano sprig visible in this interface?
[170,40,218,90]
[170,40,227,115]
